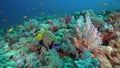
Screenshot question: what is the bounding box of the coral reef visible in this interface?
[0,10,120,68]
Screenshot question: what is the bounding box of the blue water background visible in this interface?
[0,0,120,28]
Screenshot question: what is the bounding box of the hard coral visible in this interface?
[107,12,120,23]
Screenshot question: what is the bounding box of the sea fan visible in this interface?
[75,11,102,51]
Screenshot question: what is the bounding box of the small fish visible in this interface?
[27,9,31,12]
[53,9,57,12]
[17,24,23,28]
[3,19,7,23]
[42,0,45,1]
[34,0,37,2]
[23,16,28,19]
[99,2,108,7]
[39,2,43,6]
[41,12,45,16]
[32,7,35,11]
[8,28,13,33]
[0,10,3,14]
[23,16,31,21]
[4,16,8,19]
